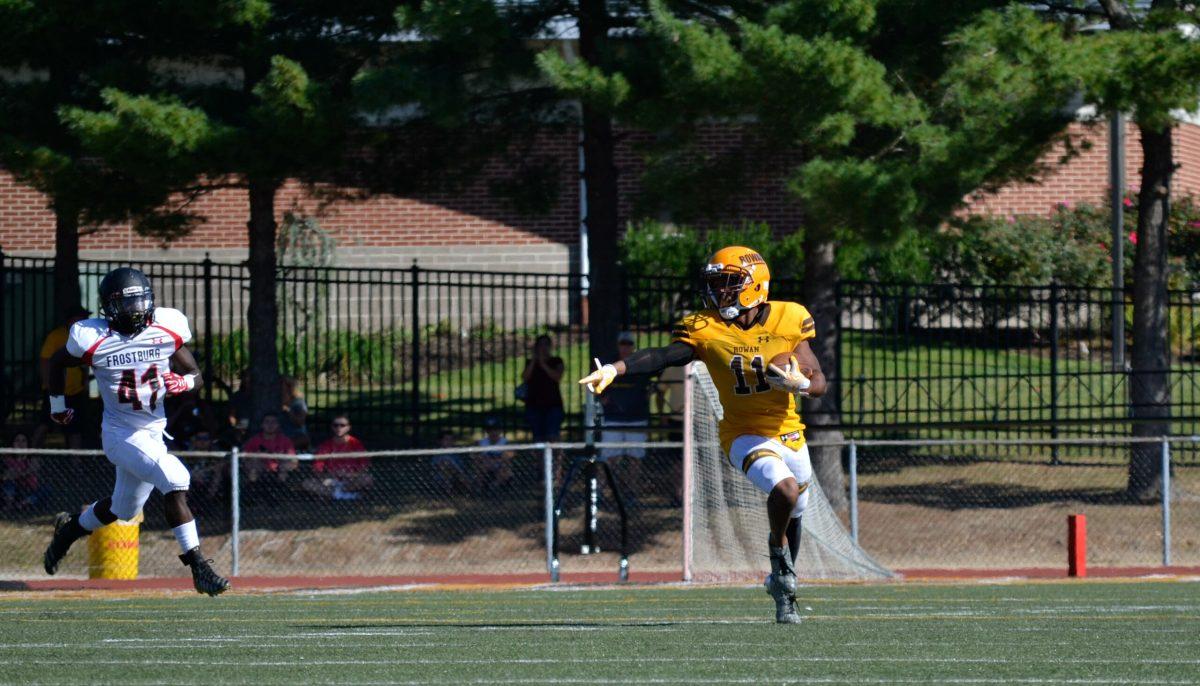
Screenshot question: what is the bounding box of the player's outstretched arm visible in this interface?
[163,346,204,395]
[46,347,83,424]
[579,341,695,394]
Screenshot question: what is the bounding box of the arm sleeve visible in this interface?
[622,341,695,376]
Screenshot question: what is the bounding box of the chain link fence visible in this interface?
[846,437,1199,570]
[0,437,1194,580]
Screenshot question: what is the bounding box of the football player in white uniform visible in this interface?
[42,267,230,595]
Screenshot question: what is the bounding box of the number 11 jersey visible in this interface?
[672,301,815,455]
[66,308,192,433]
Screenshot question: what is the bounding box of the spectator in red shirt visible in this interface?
[304,415,373,501]
[242,413,298,487]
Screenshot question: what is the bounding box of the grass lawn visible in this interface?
[0,581,1197,684]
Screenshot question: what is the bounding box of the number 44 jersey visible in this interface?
[672,301,815,455]
[66,308,192,433]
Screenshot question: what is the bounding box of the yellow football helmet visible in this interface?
[701,245,770,320]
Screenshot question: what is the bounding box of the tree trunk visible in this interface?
[801,232,847,511]
[1128,125,1172,499]
[578,0,621,365]
[246,176,281,430]
[52,202,82,323]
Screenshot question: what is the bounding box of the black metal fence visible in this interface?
[3,254,1199,456]
[1,255,588,448]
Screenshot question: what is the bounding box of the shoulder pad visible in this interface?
[786,302,815,338]
[151,307,192,345]
[65,319,110,358]
[672,310,717,340]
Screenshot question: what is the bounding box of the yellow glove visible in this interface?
[578,357,618,395]
[766,355,812,396]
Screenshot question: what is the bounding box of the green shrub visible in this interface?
[938,204,1110,288]
[619,219,804,280]
[838,228,938,283]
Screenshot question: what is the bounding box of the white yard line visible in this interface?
[9,655,1200,666]
[4,677,1198,686]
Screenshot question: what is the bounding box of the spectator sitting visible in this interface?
[280,376,310,451]
[431,430,472,496]
[167,393,217,451]
[241,413,298,488]
[3,431,48,512]
[476,416,515,494]
[186,430,227,503]
[303,415,372,501]
[521,334,565,441]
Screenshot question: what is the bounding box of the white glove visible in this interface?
[766,355,811,396]
[578,357,618,395]
[49,395,75,425]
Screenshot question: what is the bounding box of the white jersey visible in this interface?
[66,307,192,433]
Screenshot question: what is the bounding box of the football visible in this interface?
[766,350,812,378]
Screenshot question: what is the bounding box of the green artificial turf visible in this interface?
[1,581,1198,684]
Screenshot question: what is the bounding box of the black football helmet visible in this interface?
[99,268,155,336]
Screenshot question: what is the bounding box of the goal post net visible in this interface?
[683,362,893,581]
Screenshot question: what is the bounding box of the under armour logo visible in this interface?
[152,337,165,345]
[757,335,771,343]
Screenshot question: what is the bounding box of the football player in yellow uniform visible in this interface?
[580,245,825,624]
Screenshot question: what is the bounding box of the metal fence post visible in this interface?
[848,440,859,544]
[834,280,844,418]
[1161,439,1172,567]
[202,254,214,406]
[0,248,7,394]
[1049,283,1060,465]
[230,447,240,577]
[544,443,558,582]
[681,363,695,582]
[1110,111,1126,371]
[410,264,421,446]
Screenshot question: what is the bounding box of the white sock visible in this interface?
[79,504,103,531]
[172,520,200,554]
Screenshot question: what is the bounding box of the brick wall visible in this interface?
[965,120,1200,216]
[5,120,1200,270]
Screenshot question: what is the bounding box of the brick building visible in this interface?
[4,119,1200,272]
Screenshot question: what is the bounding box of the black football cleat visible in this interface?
[766,543,801,624]
[180,547,231,596]
[44,512,87,576]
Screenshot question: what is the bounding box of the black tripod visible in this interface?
[549,395,630,581]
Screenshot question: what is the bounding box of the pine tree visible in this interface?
[0,1,208,320]
[554,1,1089,506]
[60,1,505,430]
[1068,0,1200,498]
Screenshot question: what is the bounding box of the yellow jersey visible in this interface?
[672,301,816,455]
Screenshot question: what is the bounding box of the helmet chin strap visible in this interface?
[718,305,741,320]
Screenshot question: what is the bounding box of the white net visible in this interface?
[685,362,893,581]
